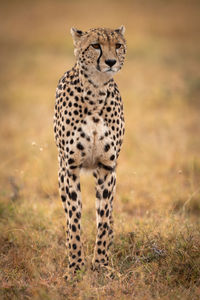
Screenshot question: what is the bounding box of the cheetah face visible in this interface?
[71,26,126,76]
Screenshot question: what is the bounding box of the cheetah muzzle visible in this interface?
[53,26,127,279]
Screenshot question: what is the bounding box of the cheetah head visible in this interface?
[70,26,126,78]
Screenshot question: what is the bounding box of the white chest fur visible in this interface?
[77,115,112,169]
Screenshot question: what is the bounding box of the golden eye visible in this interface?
[92,43,100,49]
[116,43,122,49]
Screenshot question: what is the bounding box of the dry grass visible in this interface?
[0,0,200,299]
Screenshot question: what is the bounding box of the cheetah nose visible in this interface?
[105,59,116,67]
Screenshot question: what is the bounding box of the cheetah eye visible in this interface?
[92,43,101,49]
[116,43,122,49]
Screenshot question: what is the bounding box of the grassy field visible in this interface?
[0,0,200,299]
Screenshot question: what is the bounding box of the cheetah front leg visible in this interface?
[58,156,85,279]
[58,155,70,251]
[92,166,116,271]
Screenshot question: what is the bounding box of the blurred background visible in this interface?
[0,0,200,298]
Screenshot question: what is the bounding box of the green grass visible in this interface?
[0,0,200,299]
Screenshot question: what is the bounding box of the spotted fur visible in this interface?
[53,26,126,278]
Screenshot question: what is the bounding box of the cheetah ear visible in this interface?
[115,25,125,35]
[70,27,84,42]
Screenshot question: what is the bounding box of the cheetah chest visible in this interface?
[74,115,112,169]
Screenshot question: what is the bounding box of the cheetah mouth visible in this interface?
[96,66,118,74]
[106,65,121,73]
[105,67,118,74]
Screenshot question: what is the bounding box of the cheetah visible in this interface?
[53,26,126,278]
